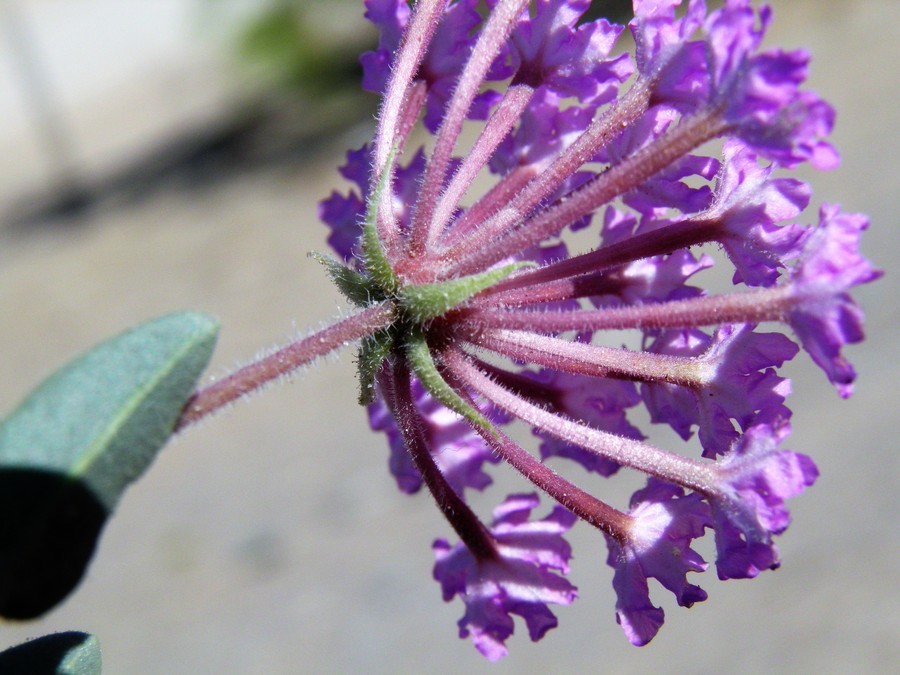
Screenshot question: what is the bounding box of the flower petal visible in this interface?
[433,494,577,660]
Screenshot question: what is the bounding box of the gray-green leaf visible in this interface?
[0,312,219,618]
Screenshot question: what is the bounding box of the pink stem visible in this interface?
[462,284,794,333]
[373,0,449,249]
[374,0,447,173]
[475,420,632,541]
[471,272,619,308]
[440,364,632,540]
[481,217,721,300]
[384,359,498,561]
[380,81,430,266]
[407,0,530,256]
[449,109,726,277]
[396,80,429,152]
[445,349,718,493]
[175,302,394,431]
[439,81,653,263]
[424,83,534,258]
[472,358,559,405]
[438,163,538,246]
[469,328,710,387]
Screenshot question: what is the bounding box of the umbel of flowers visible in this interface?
[306,0,877,660]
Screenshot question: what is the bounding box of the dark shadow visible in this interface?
[0,631,97,674]
[0,468,108,620]
[583,0,635,23]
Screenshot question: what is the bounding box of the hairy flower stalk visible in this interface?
[178,0,879,660]
[175,301,395,431]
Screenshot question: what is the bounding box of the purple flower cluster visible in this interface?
[317,0,879,659]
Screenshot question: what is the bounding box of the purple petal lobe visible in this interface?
[709,420,818,579]
[433,494,577,660]
[708,140,811,286]
[704,1,838,168]
[606,479,711,646]
[787,204,882,397]
[642,325,797,457]
[630,0,709,111]
[317,145,371,260]
[500,0,632,104]
[360,0,410,94]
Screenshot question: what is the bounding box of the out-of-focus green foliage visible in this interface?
[232,0,373,95]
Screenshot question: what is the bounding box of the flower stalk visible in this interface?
[175,301,394,431]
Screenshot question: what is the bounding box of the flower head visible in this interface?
[316,0,878,657]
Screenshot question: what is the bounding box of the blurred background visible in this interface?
[0,0,896,672]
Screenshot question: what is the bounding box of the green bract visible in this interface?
[405,331,492,435]
[396,261,532,323]
[320,149,532,417]
[357,329,396,405]
[310,251,383,307]
[361,149,400,294]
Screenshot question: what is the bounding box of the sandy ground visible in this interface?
[0,1,897,672]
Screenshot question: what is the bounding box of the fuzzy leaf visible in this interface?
[0,312,219,618]
[398,262,533,322]
[0,632,101,675]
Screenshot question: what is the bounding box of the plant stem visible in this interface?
[175,302,394,431]
[423,83,534,258]
[468,328,712,387]
[373,0,449,251]
[385,359,499,561]
[438,81,653,265]
[462,284,793,333]
[471,422,632,542]
[407,0,530,257]
[446,348,718,493]
[479,217,721,301]
[449,109,726,276]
